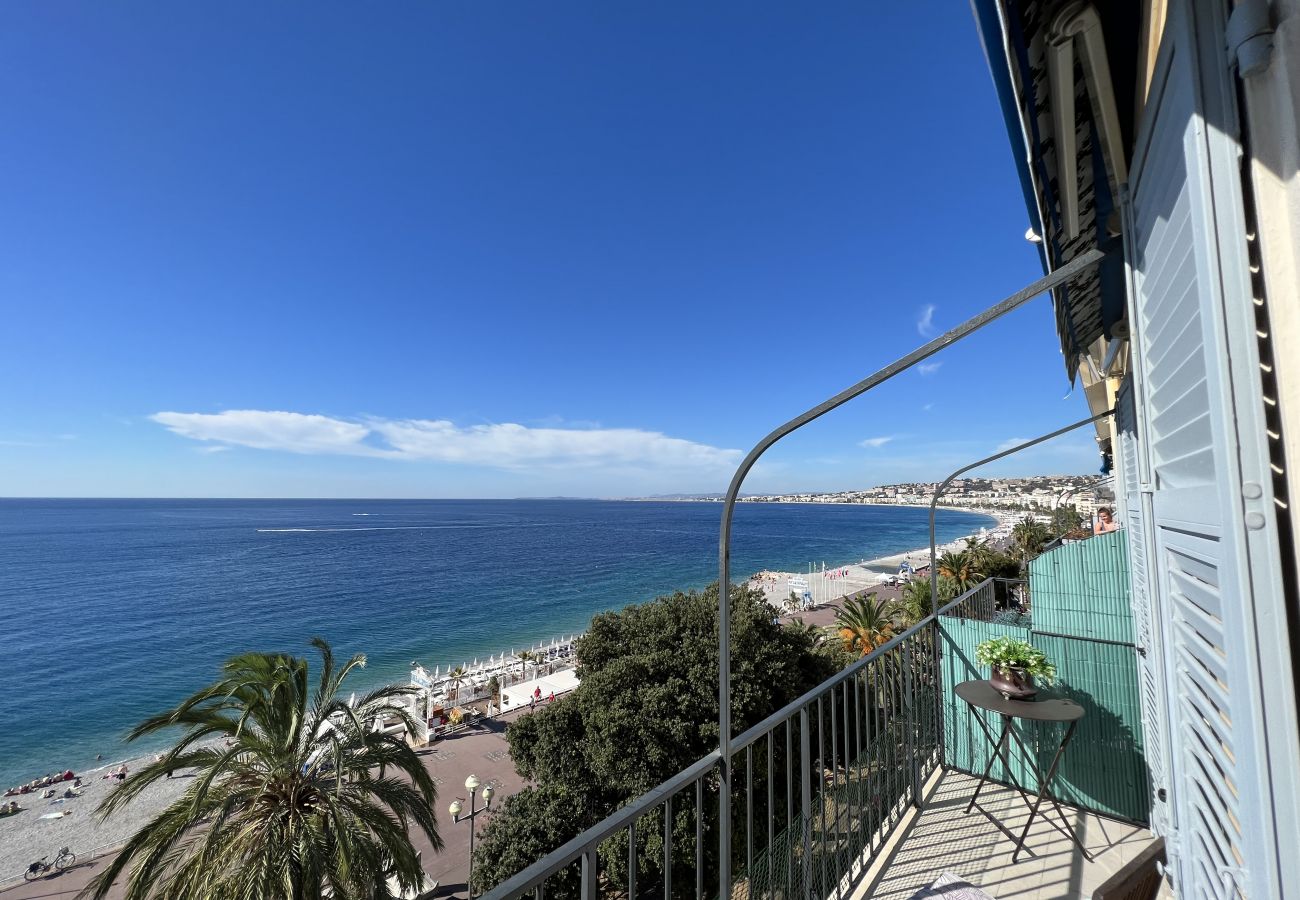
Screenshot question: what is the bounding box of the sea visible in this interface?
[0,498,993,787]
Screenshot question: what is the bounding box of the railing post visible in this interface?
[799,705,813,900]
[931,616,947,770]
[663,796,673,900]
[903,639,921,808]
[629,825,637,900]
[581,848,598,900]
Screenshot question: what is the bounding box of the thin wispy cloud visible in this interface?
[0,432,80,448]
[918,362,942,375]
[916,304,937,337]
[996,437,1029,452]
[859,436,896,449]
[151,410,742,471]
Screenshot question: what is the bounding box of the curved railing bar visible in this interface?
[926,407,1115,602]
[715,246,1105,900]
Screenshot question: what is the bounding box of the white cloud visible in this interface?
[918,362,942,375]
[859,436,896,449]
[996,437,1029,452]
[916,304,937,337]
[922,403,934,412]
[152,411,373,455]
[151,410,741,472]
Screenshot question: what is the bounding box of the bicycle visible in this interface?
[23,847,74,881]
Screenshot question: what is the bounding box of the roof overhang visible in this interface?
[971,0,1144,381]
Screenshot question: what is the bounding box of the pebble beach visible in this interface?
[0,759,193,885]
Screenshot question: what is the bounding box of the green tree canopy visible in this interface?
[472,582,837,897]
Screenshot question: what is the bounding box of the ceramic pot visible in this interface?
[990,665,1037,700]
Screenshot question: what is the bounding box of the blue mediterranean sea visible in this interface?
[0,499,992,786]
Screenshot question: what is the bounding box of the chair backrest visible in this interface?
[1092,837,1166,900]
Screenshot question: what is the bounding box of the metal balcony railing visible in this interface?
[479,581,1001,900]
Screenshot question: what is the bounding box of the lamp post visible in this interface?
[449,774,494,899]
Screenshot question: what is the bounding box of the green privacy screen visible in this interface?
[1029,529,1134,643]
[939,530,1150,824]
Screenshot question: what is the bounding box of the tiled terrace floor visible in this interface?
[857,771,1166,900]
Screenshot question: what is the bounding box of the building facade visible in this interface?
[975,0,1300,894]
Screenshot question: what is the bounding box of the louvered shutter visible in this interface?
[1123,2,1290,896]
[1114,375,1172,838]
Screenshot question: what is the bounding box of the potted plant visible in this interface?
[975,636,1056,700]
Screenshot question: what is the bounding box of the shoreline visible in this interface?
[744,508,1017,611]
[3,506,1007,793]
[0,509,1010,872]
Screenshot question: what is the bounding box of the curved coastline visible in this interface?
[0,501,998,790]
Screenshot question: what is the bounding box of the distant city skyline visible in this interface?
[1,3,1099,498]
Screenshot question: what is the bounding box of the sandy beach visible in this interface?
[746,507,1019,615]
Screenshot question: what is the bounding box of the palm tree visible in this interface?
[83,638,441,900]
[1011,515,1052,564]
[835,593,895,656]
[786,617,827,648]
[517,650,539,679]
[937,550,981,594]
[961,536,995,572]
[899,579,934,625]
[447,664,468,703]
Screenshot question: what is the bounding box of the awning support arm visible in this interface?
[927,406,1116,602]
[715,246,1107,900]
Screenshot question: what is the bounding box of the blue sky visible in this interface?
[0,2,1099,498]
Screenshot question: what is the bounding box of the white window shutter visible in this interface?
[1123,2,1296,896]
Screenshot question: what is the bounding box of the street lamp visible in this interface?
[449,774,494,899]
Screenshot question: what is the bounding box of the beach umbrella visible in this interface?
[348,692,356,708]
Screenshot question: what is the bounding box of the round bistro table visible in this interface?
[954,680,1091,862]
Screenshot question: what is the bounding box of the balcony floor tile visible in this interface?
[857,771,1163,900]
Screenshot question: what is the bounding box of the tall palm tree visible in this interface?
[900,578,934,625]
[1011,515,1052,565]
[517,650,539,679]
[83,638,441,900]
[961,536,994,573]
[447,664,468,703]
[937,550,981,594]
[835,593,895,656]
